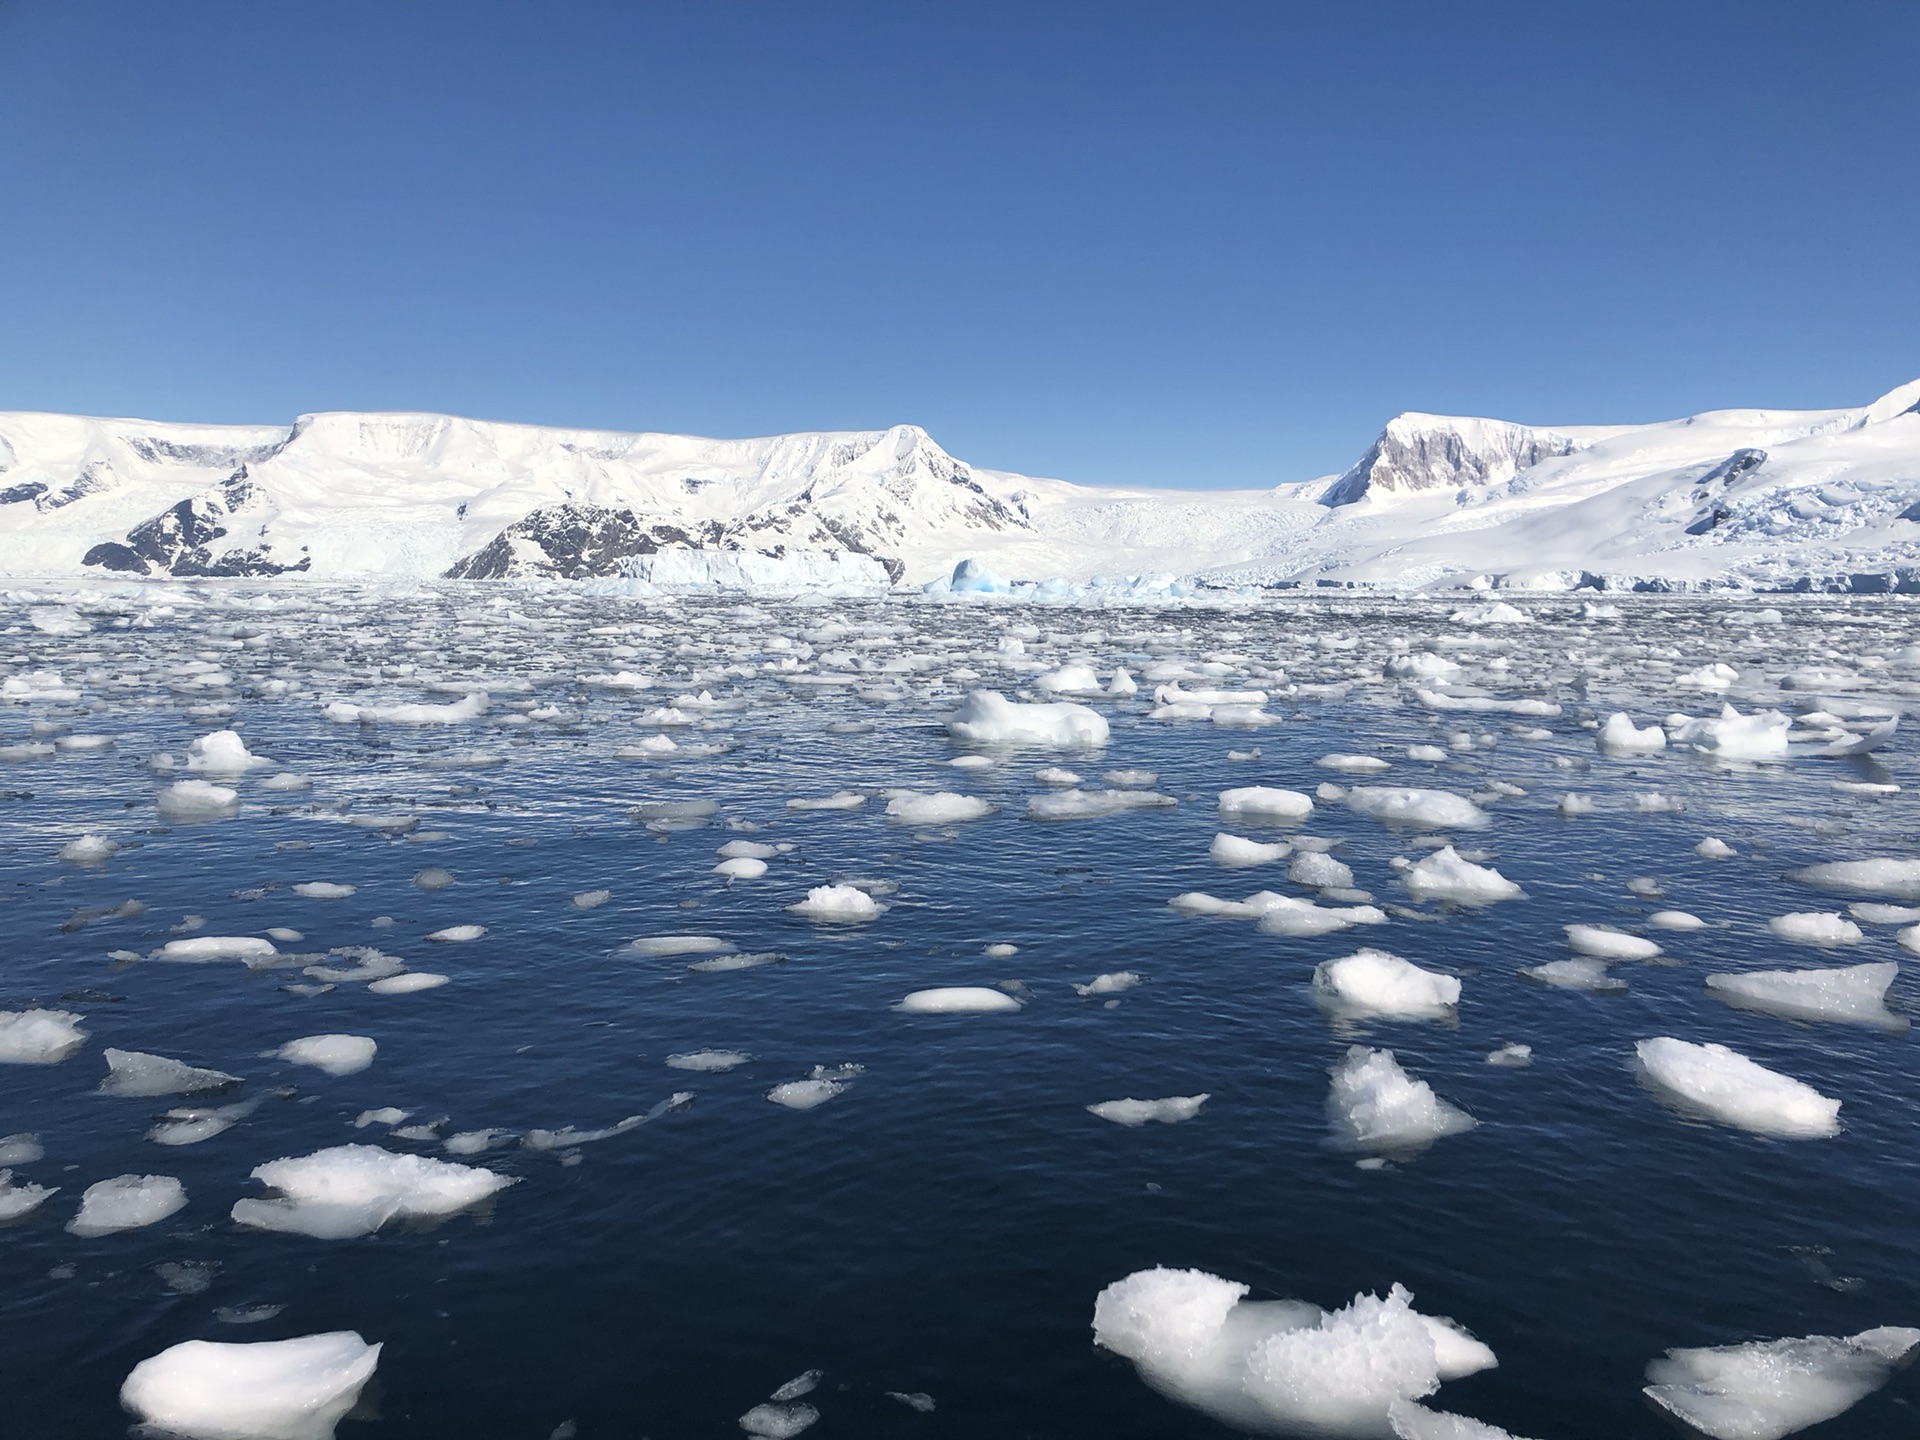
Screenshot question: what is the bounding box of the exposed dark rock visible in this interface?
[81,466,307,577]
[444,504,723,579]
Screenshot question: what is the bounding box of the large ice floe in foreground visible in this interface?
[1633,1038,1842,1138]
[946,689,1108,746]
[121,1331,382,1440]
[1092,1267,1499,1438]
[1705,962,1907,1031]
[230,1145,516,1239]
[1643,1325,1920,1440]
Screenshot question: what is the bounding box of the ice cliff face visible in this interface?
[1319,414,1589,506]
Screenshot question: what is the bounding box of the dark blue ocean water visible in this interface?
[1,588,1916,1439]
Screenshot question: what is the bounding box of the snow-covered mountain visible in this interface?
[2,379,1918,592]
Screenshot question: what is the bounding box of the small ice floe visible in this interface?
[1706,962,1906,1031]
[689,952,786,974]
[719,840,781,860]
[148,1099,260,1146]
[1787,857,1920,899]
[354,1108,409,1129]
[369,972,449,994]
[0,1133,44,1165]
[1088,1095,1208,1126]
[1485,1043,1532,1067]
[1398,847,1523,905]
[572,889,612,909]
[99,1049,240,1097]
[1564,924,1661,960]
[1312,950,1460,1021]
[231,1144,516,1238]
[714,856,768,878]
[0,1009,87,1064]
[1104,768,1159,788]
[1521,958,1627,993]
[1767,912,1862,946]
[1597,712,1667,754]
[1170,889,1387,935]
[740,1399,819,1438]
[895,987,1022,1014]
[277,1035,377,1077]
[525,1093,691,1151]
[767,1065,862,1110]
[1343,786,1488,830]
[1028,788,1177,820]
[1389,1404,1537,1439]
[1317,753,1391,773]
[0,1170,57,1220]
[1217,786,1314,823]
[1092,1268,1496,1437]
[787,884,886,922]
[302,948,405,984]
[1289,850,1354,889]
[1649,911,1706,930]
[158,935,278,962]
[1328,1046,1475,1154]
[887,1391,936,1413]
[121,1330,381,1440]
[443,1129,515,1156]
[947,689,1109,746]
[1676,662,1739,691]
[1852,901,1920,924]
[414,868,456,891]
[630,935,735,957]
[1630,792,1684,813]
[261,772,312,792]
[325,691,489,725]
[949,753,994,771]
[1033,664,1104,696]
[786,791,866,811]
[1671,704,1791,761]
[1634,1037,1841,1138]
[1557,793,1594,817]
[293,882,355,900]
[425,924,486,943]
[1035,765,1082,785]
[666,1049,751,1072]
[1074,971,1141,997]
[1832,779,1900,797]
[68,1174,188,1235]
[983,942,1019,958]
[57,834,118,865]
[157,779,239,820]
[1406,744,1449,763]
[1643,1325,1920,1440]
[886,792,993,824]
[1210,833,1290,867]
[186,729,268,775]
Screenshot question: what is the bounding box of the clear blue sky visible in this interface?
[1,2,1915,489]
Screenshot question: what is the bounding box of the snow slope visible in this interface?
[2,380,1917,590]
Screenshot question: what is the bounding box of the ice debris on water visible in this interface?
[426,923,486,942]
[99,1048,240,1097]
[1028,787,1177,819]
[157,779,239,820]
[895,987,1023,1014]
[1634,1037,1841,1138]
[368,972,449,994]
[0,1008,87,1064]
[1485,1044,1532,1067]
[1564,924,1661,960]
[1217,786,1314,823]
[1643,1325,1920,1440]
[1344,786,1488,830]
[631,934,734,956]
[1521,957,1627,993]
[1328,1047,1476,1154]
[1766,912,1861,946]
[886,791,993,824]
[0,1170,58,1220]
[1706,962,1905,1031]
[1399,846,1523,905]
[68,1173,187,1235]
[276,1035,377,1076]
[1787,857,1920,899]
[231,1144,517,1238]
[946,689,1108,746]
[1312,950,1460,1021]
[1074,971,1141,996]
[787,884,885,922]
[1210,832,1291,867]
[767,1065,862,1110]
[666,1049,751,1071]
[1088,1095,1208,1126]
[121,1331,381,1440]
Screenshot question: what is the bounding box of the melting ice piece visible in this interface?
[68,1174,188,1235]
[1211,833,1291,867]
[1218,787,1314,823]
[231,1144,516,1238]
[277,1035,377,1077]
[149,1100,259,1146]
[786,791,867,811]
[1597,713,1667,753]
[1634,1037,1841,1138]
[895,987,1022,1014]
[0,1008,87,1064]
[1091,1268,1496,1437]
[1557,793,1595,817]
[158,936,278,962]
[0,1133,46,1164]
[121,1331,382,1440]
[739,1401,819,1438]
[157,779,239,820]
[1521,958,1626,993]
[58,834,119,864]
[886,792,994,824]
[325,691,489,724]
[1388,1402,1539,1439]
[1074,971,1142,997]
[1671,704,1791,761]
[1643,1326,1920,1440]
[0,1170,57,1219]
[983,942,1019,957]
[1318,753,1391,773]
[302,948,406,983]
[1485,1044,1532,1067]
[947,689,1109,746]
[630,935,735,957]
[1849,902,1920,924]
[1345,787,1488,830]
[1029,788,1177,820]
[1401,847,1523,905]
[666,1049,751,1072]
[572,889,613,908]
[689,952,786,973]
[1788,858,1920,899]
[1257,897,1388,937]
[1650,911,1706,930]
[1328,1046,1476,1153]
[1290,851,1354,889]
[1767,912,1862,946]
[715,857,769,879]
[787,885,885,922]
[99,1048,240,1097]
[524,1094,691,1150]
[1088,1095,1208,1126]
[426,924,487,942]
[767,1079,845,1110]
[354,1108,409,1129]
[1696,836,1737,859]
[1706,962,1905,1031]
[1564,924,1661,960]
[369,972,449,995]
[1312,950,1461,1020]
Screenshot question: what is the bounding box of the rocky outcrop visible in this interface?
[82,468,309,577]
[1321,415,1583,506]
[443,504,722,579]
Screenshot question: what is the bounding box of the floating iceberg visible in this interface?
[895,987,1022,1014]
[231,1144,516,1239]
[157,779,239,820]
[1401,847,1523,905]
[1634,1037,1841,1138]
[186,728,268,774]
[1087,1095,1208,1126]
[1218,786,1314,823]
[786,884,885,922]
[1644,1326,1920,1440]
[121,1331,382,1440]
[1328,1046,1476,1154]
[1027,787,1177,819]
[1705,962,1905,1031]
[1211,833,1291,867]
[0,1008,86,1064]
[1597,713,1667,754]
[324,691,489,725]
[276,1035,377,1077]
[68,1173,187,1236]
[1788,858,1920,899]
[946,689,1108,746]
[99,1048,241,1097]
[1767,912,1862,946]
[1344,787,1488,830]
[1564,924,1660,960]
[886,791,993,824]
[1671,704,1791,760]
[1312,950,1461,1021]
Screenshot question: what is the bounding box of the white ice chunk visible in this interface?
[0,1170,57,1220]
[277,1035,377,1077]
[739,1401,819,1438]
[1634,1037,1841,1138]
[1088,1095,1209,1126]
[1767,912,1862,946]
[1211,833,1291,867]
[1317,753,1391,773]
[895,987,1022,1013]
[425,924,486,942]
[714,856,769,879]
[666,1049,752,1072]
[1643,1326,1920,1440]
[158,779,239,820]
[1327,1046,1475,1153]
[787,885,885,922]
[1402,847,1523,905]
[1706,962,1905,1030]
[1597,713,1667,754]
[1788,858,1920,899]
[1218,786,1314,823]
[886,792,993,824]
[1671,704,1790,761]
[1074,971,1142,996]
[767,1079,844,1109]
[1290,850,1354,889]
[325,692,488,725]
[0,1008,87,1064]
[1345,787,1488,830]
[99,1048,240,1097]
[231,1144,515,1238]
[1028,788,1177,819]
[68,1173,187,1235]
[368,972,449,994]
[293,882,355,899]
[947,689,1108,746]
[786,791,866,810]
[630,935,734,956]
[1565,924,1661,960]
[58,834,119,864]
[1696,836,1737,859]
[186,729,268,775]
[1312,949,1461,1020]
[121,1331,381,1440]
[1033,664,1104,695]
[158,936,277,963]
[1485,1044,1532,1067]
[1389,1402,1538,1440]
[1521,958,1627,992]
[1650,911,1706,930]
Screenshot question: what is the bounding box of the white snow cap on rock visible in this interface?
[1092,1267,1496,1438]
[121,1331,382,1440]
[946,690,1108,746]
